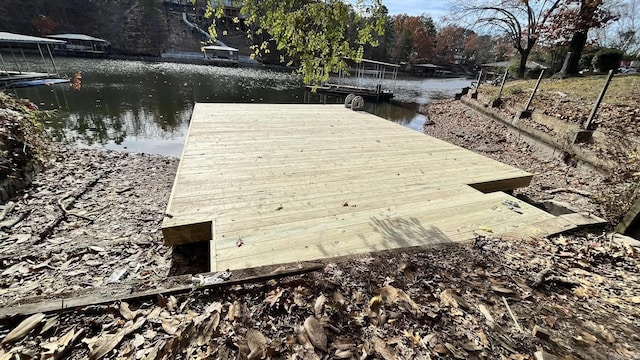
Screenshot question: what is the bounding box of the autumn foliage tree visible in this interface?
[31,15,57,36]
[390,14,437,63]
[434,25,471,64]
[545,0,618,76]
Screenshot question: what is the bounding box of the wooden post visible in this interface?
[524,70,545,112]
[584,69,614,130]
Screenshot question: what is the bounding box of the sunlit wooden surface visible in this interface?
[162,103,555,271]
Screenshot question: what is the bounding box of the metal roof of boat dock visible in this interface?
[0,32,65,44]
[48,33,109,43]
[201,45,239,51]
[346,58,401,67]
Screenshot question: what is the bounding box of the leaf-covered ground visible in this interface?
[473,74,640,225]
[477,73,640,169]
[1,96,639,359]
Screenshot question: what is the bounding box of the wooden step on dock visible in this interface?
[162,103,557,271]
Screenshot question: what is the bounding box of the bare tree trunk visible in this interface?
[517,49,529,78]
[558,31,588,77]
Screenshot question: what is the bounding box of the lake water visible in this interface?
[12,58,472,157]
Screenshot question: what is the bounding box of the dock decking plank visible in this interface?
[162,103,555,271]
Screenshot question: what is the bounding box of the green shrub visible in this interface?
[591,48,624,72]
[580,53,595,70]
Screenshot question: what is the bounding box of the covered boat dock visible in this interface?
[310,58,400,102]
[0,32,69,89]
[48,33,110,56]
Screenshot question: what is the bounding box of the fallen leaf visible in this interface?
[295,325,314,350]
[265,288,285,307]
[41,315,59,334]
[490,285,515,295]
[403,331,421,347]
[379,285,421,312]
[161,318,180,335]
[1,313,45,344]
[314,294,326,317]
[445,342,467,359]
[247,329,268,353]
[372,336,397,360]
[146,307,162,320]
[303,316,327,352]
[40,327,76,359]
[333,291,346,306]
[477,304,495,327]
[461,341,482,351]
[227,300,242,321]
[439,289,459,308]
[335,349,353,358]
[166,296,178,312]
[197,312,220,346]
[120,302,139,321]
[88,330,126,360]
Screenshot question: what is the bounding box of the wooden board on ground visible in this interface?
[162,104,557,271]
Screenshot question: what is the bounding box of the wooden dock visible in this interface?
[162,103,557,271]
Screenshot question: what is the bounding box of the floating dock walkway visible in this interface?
[162,104,558,271]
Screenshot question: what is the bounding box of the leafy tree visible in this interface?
[390,14,437,63]
[204,0,385,85]
[392,28,413,63]
[492,35,516,61]
[464,33,495,65]
[456,0,562,78]
[548,0,618,77]
[434,25,470,64]
[31,15,57,35]
[363,5,394,61]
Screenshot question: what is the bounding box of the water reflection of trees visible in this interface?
[11,58,451,154]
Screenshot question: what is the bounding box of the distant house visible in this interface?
[48,34,110,56]
[410,63,448,77]
[214,0,244,18]
[164,0,192,6]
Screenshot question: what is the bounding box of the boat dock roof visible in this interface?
[162,104,558,272]
[0,32,69,89]
[48,33,109,43]
[0,31,64,45]
[202,45,239,52]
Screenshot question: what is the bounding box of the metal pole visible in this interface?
[524,69,545,111]
[8,44,22,73]
[497,68,508,98]
[46,45,59,75]
[584,69,614,130]
[475,70,483,88]
[37,44,48,74]
[0,53,9,77]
